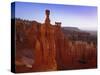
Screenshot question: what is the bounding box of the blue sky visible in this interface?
[12,2,97,30]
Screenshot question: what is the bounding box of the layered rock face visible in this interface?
[33,24,57,71]
[32,10,62,71]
